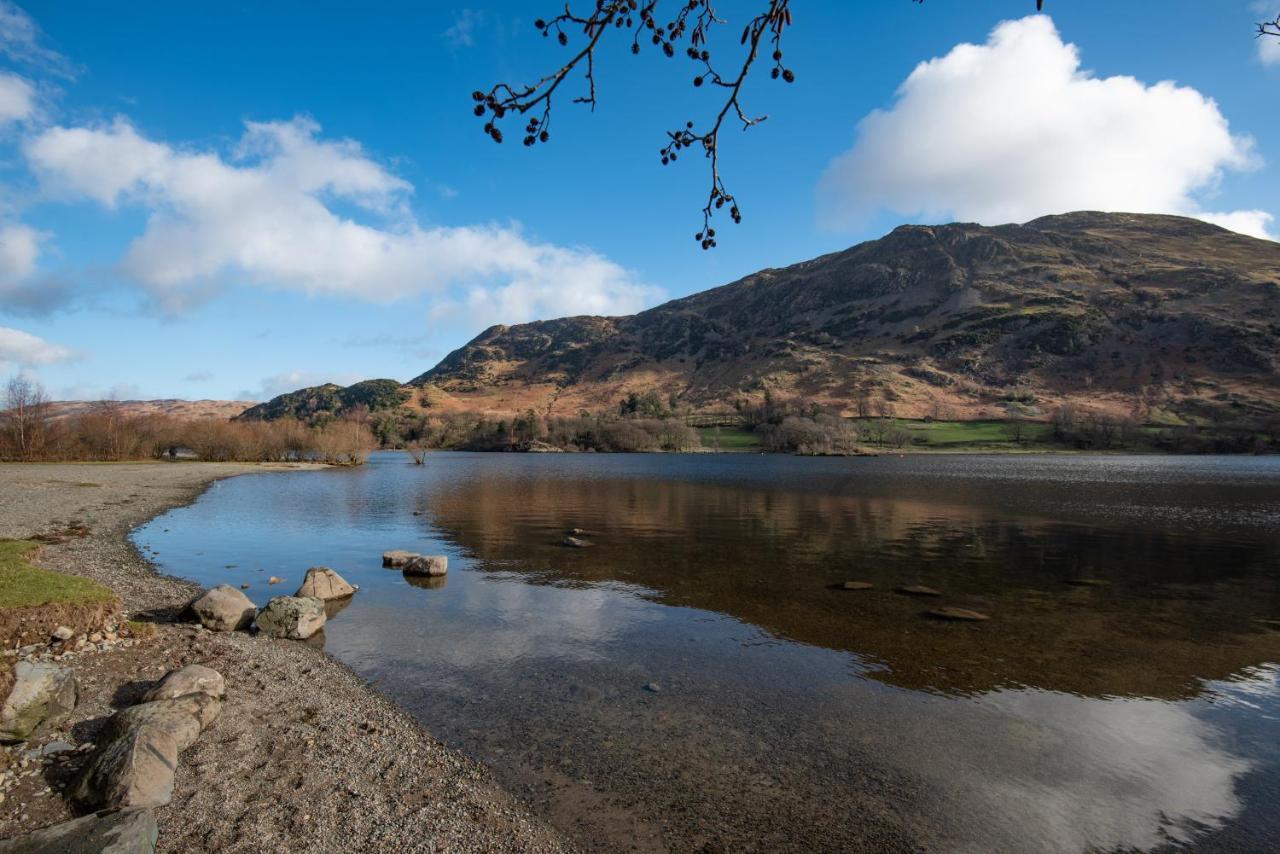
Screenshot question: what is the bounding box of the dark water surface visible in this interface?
[134,453,1280,852]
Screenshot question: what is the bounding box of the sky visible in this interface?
[0,0,1278,402]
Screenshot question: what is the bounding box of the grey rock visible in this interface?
[102,694,222,751]
[255,596,326,640]
[24,739,76,760]
[0,661,77,744]
[644,682,661,693]
[142,664,226,702]
[294,566,356,601]
[403,555,448,577]
[189,585,255,632]
[381,550,418,568]
[0,807,157,853]
[74,726,179,809]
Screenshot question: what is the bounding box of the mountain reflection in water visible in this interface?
[135,452,1280,852]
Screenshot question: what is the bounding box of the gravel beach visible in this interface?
[0,461,570,853]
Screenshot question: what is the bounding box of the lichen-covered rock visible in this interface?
[102,694,222,751]
[0,806,157,853]
[295,566,356,600]
[142,664,226,703]
[403,555,448,577]
[382,550,418,568]
[0,661,77,744]
[189,585,255,632]
[255,596,326,639]
[74,726,179,809]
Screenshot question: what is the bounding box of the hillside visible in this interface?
[270,213,1280,423]
[44,399,254,421]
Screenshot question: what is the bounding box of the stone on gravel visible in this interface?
[74,726,179,809]
[295,566,356,600]
[255,596,327,639]
[102,694,222,751]
[51,626,74,642]
[895,585,942,597]
[926,607,990,622]
[189,585,255,632]
[382,550,418,568]
[142,664,226,702]
[0,661,77,744]
[0,806,157,853]
[403,555,448,577]
[841,581,874,591]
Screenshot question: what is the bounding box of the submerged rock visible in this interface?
[0,661,77,744]
[926,607,990,622]
[403,555,448,577]
[560,537,592,548]
[382,550,419,568]
[294,566,356,601]
[0,806,157,853]
[190,585,255,632]
[256,596,327,640]
[143,664,226,702]
[895,585,942,597]
[404,574,447,590]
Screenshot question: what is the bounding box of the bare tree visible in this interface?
[473,1,1045,247]
[3,375,50,460]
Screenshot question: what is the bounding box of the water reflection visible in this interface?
[134,452,1280,851]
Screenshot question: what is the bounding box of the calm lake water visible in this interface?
[133,452,1280,852]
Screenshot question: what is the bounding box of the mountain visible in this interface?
[45,399,254,421]
[268,213,1280,423]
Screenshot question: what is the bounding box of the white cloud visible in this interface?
[0,222,41,282]
[1259,33,1280,66]
[443,9,483,47]
[1197,209,1275,240]
[0,325,72,371]
[25,115,661,320]
[0,71,34,124]
[0,1,73,77]
[820,15,1271,239]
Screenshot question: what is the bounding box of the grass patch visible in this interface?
[698,427,763,451]
[123,619,156,639]
[0,539,116,610]
[903,419,1054,446]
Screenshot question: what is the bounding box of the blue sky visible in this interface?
[0,0,1277,401]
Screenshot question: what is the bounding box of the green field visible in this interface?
[892,419,1056,448]
[698,427,763,451]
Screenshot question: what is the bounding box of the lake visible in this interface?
[133,452,1280,852]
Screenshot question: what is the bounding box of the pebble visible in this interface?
[841,581,874,591]
[896,585,942,597]
[644,682,661,693]
[926,607,990,622]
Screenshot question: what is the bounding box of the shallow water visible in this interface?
[135,452,1280,852]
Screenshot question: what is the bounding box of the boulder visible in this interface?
[0,807,157,853]
[101,694,222,751]
[189,585,255,632]
[0,661,77,744]
[142,664,226,702]
[295,566,356,600]
[402,555,448,577]
[382,550,418,568]
[74,726,179,809]
[255,596,326,639]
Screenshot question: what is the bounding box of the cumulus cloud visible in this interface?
[25,115,661,319]
[0,71,34,124]
[820,15,1273,239]
[0,325,72,371]
[0,222,70,315]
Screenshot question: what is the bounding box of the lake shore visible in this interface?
[0,461,569,853]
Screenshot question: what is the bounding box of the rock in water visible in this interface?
[926,607,990,622]
[841,581,874,591]
[560,537,592,548]
[74,726,179,809]
[403,555,448,577]
[0,661,77,744]
[895,585,943,597]
[382,550,419,568]
[294,566,356,600]
[143,664,226,702]
[190,585,255,632]
[0,807,157,853]
[102,695,222,751]
[255,596,327,639]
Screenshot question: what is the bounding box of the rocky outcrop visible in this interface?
[402,556,448,577]
[294,566,356,600]
[142,664,226,702]
[0,807,157,853]
[189,585,255,632]
[0,661,77,743]
[255,596,326,640]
